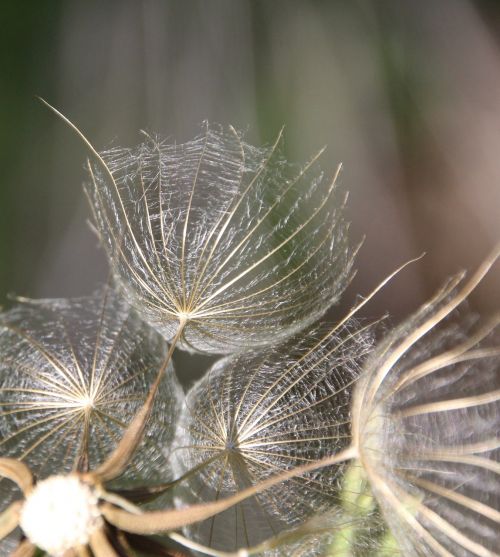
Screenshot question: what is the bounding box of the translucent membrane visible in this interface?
[86,124,353,354]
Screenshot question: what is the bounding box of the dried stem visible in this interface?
[90,320,186,483]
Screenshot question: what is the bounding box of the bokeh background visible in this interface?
[1,0,499,379]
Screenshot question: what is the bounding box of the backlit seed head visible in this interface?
[86,124,354,354]
[172,320,374,551]
[353,272,500,556]
[20,475,102,556]
[0,288,182,553]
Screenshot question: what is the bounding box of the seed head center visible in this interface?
[20,475,102,556]
[80,394,94,410]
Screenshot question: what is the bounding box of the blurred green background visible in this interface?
[1,0,499,331]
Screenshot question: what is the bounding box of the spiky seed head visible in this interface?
[20,475,102,555]
[0,289,182,519]
[353,273,500,556]
[172,320,374,550]
[86,124,354,354]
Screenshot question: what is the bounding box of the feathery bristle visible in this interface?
[353,269,500,556]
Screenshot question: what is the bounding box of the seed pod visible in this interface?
[352,270,500,556]
[86,124,353,354]
[0,289,183,552]
[172,320,374,551]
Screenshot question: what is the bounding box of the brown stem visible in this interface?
[89,527,119,557]
[0,500,22,542]
[101,445,357,535]
[9,540,35,557]
[76,546,92,557]
[89,321,186,483]
[0,458,34,495]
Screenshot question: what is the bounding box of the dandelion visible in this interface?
[171,319,374,551]
[27,101,499,555]
[0,288,182,553]
[161,259,411,554]
[0,288,181,479]
[0,292,359,555]
[0,421,357,556]
[39,99,353,355]
[351,250,500,556]
[86,123,354,354]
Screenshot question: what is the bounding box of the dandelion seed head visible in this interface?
[0,288,182,554]
[353,271,500,556]
[172,320,374,550]
[86,124,354,353]
[20,475,102,556]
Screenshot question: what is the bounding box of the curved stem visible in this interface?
[167,533,245,557]
[76,546,92,557]
[101,445,357,535]
[0,458,33,494]
[89,527,119,557]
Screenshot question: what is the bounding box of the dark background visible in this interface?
[1,0,499,380]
